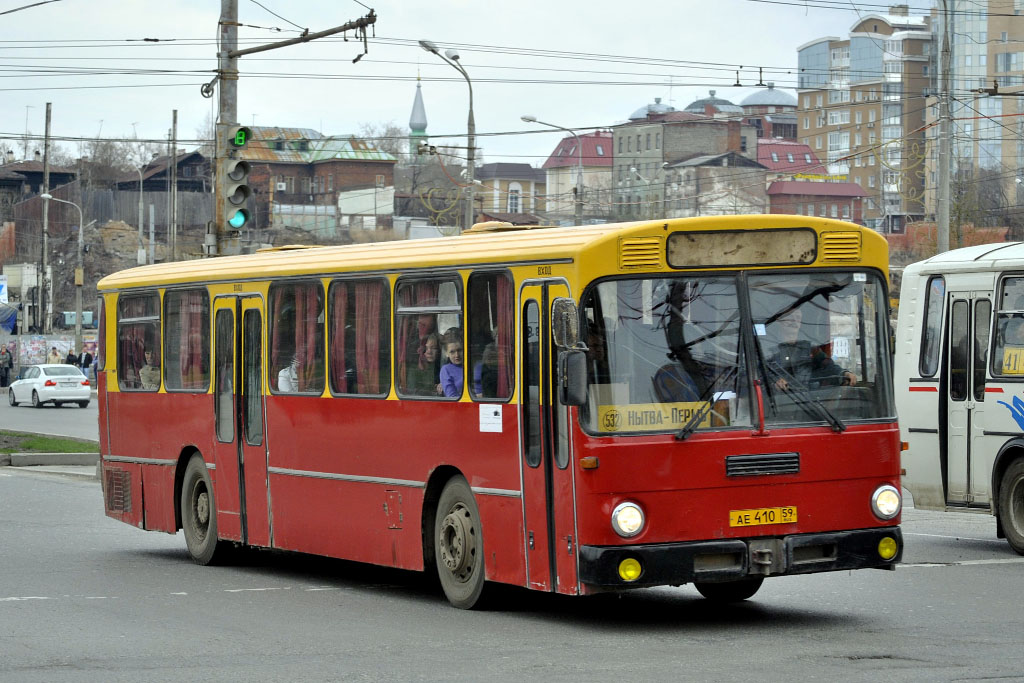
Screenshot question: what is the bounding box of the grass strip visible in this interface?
[0,430,99,454]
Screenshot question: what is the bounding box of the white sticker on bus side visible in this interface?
[480,404,502,433]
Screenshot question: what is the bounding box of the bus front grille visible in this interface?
[820,231,861,261]
[619,237,663,269]
[726,452,800,477]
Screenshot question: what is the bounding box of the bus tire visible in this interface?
[694,576,764,602]
[181,455,225,565]
[434,476,486,609]
[998,459,1024,555]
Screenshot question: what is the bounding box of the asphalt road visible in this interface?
[1,390,99,442]
[1,468,1022,683]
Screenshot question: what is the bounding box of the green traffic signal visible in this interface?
[233,129,247,146]
[228,209,248,229]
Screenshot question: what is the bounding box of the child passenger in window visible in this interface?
[440,328,464,398]
[408,332,442,395]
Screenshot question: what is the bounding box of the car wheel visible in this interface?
[7,389,16,407]
[31,390,42,408]
[694,576,764,602]
[181,454,228,565]
[435,475,488,609]
[78,400,90,408]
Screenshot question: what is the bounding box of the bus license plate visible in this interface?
[729,506,797,527]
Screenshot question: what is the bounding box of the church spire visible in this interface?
[409,73,428,158]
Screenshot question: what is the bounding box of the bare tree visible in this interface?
[357,120,408,160]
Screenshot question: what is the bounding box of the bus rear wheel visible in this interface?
[181,455,226,565]
[694,576,764,602]
[998,459,1024,555]
[434,476,486,609]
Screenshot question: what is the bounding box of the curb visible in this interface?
[2,452,100,467]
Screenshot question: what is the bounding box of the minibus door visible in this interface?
[520,282,578,594]
[945,294,992,507]
[212,295,271,547]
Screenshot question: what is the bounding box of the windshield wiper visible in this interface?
[675,365,738,441]
[764,359,846,432]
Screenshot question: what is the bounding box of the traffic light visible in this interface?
[219,124,252,231]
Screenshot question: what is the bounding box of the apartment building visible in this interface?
[797,5,931,232]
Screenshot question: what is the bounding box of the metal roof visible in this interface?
[241,127,396,165]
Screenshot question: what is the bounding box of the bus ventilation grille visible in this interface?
[618,237,663,270]
[725,453,800,477]
[104,468,132,513]
[820,231,861,261]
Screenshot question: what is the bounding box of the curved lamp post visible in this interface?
[522,115,583,224]
[630,166,652,219]
[419,39,476,229]
[39,193,84,354]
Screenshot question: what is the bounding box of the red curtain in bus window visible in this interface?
[271,287,285,383]
[295,284,320,391]
[180,290,207,389]
[118,297,149,388]
[496,274,513,396]
[355,281,382,394]
[330,282,349,393]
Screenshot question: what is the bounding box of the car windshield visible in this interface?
[44,366,85,377]
[579,271,894,435]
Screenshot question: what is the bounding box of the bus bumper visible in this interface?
[577,526,902,588]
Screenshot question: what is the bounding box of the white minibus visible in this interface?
[895,242,1024,554]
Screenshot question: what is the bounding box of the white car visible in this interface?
[8,364,91,408]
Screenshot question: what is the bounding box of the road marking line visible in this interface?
[224,587,288,592]
[902,557,1024,568]
[0,596,51,601]
[904,532,1000,542]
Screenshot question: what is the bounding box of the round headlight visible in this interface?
[611,502,645,537]
[871,484,902,520]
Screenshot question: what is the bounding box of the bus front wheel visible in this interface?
[694,576,764,602]
[434,476,486,609]
[998,459,1024,555]
[181,455,226,565]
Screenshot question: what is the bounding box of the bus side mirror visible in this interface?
[552,298,580,349]
[559,349,587,406]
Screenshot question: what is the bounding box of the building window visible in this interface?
[786,153,794,163]
[815,136,822,149]
[655,133,660,148]
[816,94,823,107]
[803,117,809,130]
[508,183,521,213]
[596,144,605,156]
[831,204,838,218]
[842,204,850,219]
[805,153,812,163]
[868,176,876,188]
[627,137,631,152]
[645,133,651,150]
[771,152,779,162]
[618,137,623,154]
[328,174,334,191]
[636,135,641,151]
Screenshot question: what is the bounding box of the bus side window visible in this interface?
[920,276,945,377]
[117,292,160,392]
[974,300,991,400]
[269,281,325,394]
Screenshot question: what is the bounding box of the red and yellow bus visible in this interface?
[97,215,902,608]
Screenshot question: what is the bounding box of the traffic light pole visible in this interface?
[208,0,377,257]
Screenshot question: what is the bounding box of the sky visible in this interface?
[0,0,937,167]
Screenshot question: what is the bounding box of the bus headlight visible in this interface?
[871,484,902,520]
[611,502,645,537]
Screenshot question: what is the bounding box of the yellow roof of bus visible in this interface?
[97,214,886,291]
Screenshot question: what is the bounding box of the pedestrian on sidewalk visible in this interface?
[47,346,62,364]
[0,345,12,387]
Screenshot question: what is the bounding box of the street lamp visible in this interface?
[419,39,476,229]
[40,193,84,356]
[136,165,146,265]
[522,115,583,224]
[630,166,652,219]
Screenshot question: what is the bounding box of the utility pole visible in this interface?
[937,0,952,254]
[206,0,376,256]
[170,109,178,260]
[40,102,51,334]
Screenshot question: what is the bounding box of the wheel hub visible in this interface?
[196,490,210,527]
[439,506,471,574]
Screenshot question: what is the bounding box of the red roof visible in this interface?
[541,131,613,170]
[757,139,824,173]
[767,181,866,197]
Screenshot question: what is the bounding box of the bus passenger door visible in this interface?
[520,282,578,594]
[945,294,991,507]
[212,295,270,547]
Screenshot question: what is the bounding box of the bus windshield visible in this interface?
[580,270,894,435]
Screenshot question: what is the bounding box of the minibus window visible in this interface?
[920,276,945,377]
